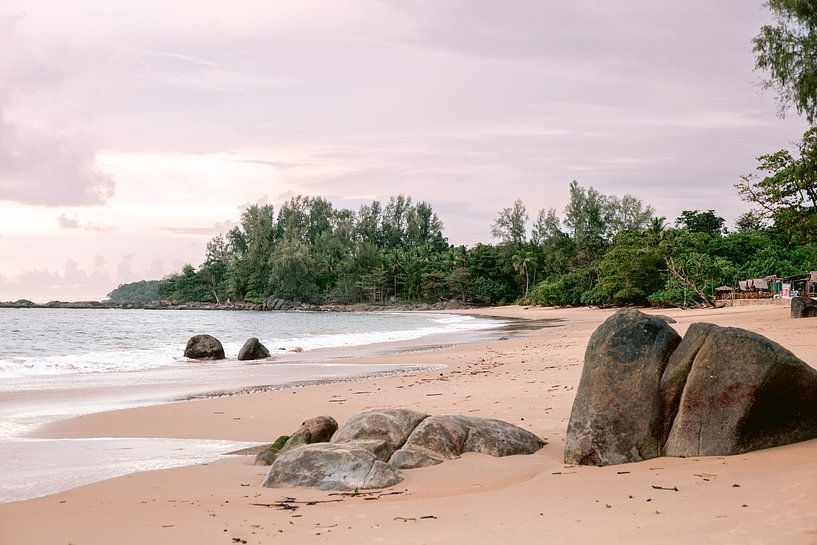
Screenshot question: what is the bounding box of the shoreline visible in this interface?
[1,311,526,442]
[25,311,552,442]
[2,305,817,544]
[0,298,478,312]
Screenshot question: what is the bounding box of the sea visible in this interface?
[0,308,506,502]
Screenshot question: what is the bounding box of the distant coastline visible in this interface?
[0,298,475,312]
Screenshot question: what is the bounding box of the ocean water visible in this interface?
[0,309,504,502]
[0,308,498,378]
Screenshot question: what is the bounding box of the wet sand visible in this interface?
[1,305,816,544]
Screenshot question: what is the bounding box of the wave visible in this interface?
[0,313,502,379]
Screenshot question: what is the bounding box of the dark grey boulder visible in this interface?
[331,408,429,461]
[391,415,545,469]
[237,337,270,361]
[658,323,718,444]
[663,325,817,457]
[261,443,402,490]
[183,334,225,360]
[564,309,681,466]
[254,416,338,466]
[791,296,817,319]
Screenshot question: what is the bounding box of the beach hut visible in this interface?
[715,285,734,300]
[781,272,817,298]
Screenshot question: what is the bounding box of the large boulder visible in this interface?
[254,416,338,466]
[237,337,271,361]
[253,435,290,466]
[390,415,545,469]
[261,443,402,491]
[183,334,225,360]
[791,296,817,318]
[564,309,681,466]
[658,323,717,444]
[331,408,429,461]
[663,325,817,457]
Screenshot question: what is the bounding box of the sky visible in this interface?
[0,0,809,302]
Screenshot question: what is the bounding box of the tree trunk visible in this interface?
[666,257,716,308]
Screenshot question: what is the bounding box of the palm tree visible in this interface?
[512,251,534,302]
[647,216,667,239]
[384,250,403,300]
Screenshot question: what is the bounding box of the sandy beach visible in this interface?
[1,304,816,545]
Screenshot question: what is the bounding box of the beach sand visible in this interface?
[1,305,816,544]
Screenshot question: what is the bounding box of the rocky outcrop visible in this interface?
[564,310,681,466]
[255,416,338,466]
[663,325,817,457]
[565,311,817,466]
[390,415,546,469]
[258,410,544,490]
[261,298,321,312]
[237,337,270,361]
[261,443,402,491]
[183,334,225,360]
[331,408,429,461]
[791,296,817,318]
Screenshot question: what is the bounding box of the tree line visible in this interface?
[114,139,816,309]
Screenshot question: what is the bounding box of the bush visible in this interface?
[473,276,508,305]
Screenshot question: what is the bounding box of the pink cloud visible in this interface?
[57,213,80,229]
[0,15,114,207]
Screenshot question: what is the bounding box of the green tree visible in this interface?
[511,251,534,301]
[158,265,211,302]
[675,210,726,237]
[754,0,817,122]
[563,181,608,266]
[447,267,473,303]
[735,210,769,232]
[107,280,161,302]
[491,199,528,246]
[737,128,817,242]
[588,230,664,306]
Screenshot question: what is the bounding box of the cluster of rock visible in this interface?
[565,309,817,466]
[183,335,271,361]
[320,299,470,312]
[257,408,546,491]
[791,296,817,318]
[261,298,320,311]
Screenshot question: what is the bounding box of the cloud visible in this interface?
[0,14,114,207]
[83,222,115,232]
[117,253,136,282]
[162,219,237,236]
[0,116,115,206]
[148,258,164,278]
[57,213,80,229]
[9,257,113,301]
[56,212,115,231]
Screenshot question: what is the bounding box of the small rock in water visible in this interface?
[183,334,225,360]
[237,337,270,361]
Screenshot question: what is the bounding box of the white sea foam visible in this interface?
[0,437,259,503]
[0,312,501,379]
